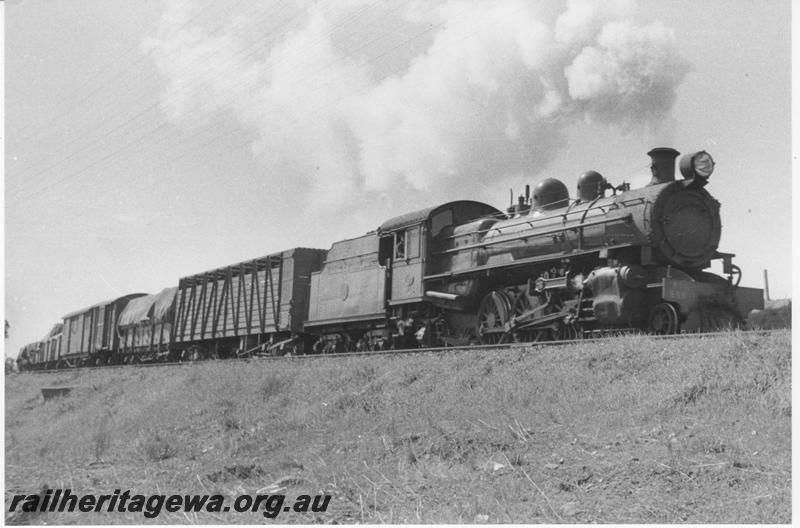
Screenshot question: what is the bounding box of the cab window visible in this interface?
[394,231,405,260]
[431,209,453,237]
[406,227,420,259]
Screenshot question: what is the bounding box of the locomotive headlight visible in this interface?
[679,150,715,180]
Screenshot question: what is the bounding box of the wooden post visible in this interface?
[225,268,235,336]
[256,259,265,333]
[194,278,209,340]
[267,255,279,330]
[205,276,216,338]
[247,260,256,335]
[264,256,274,332]
[275,254,283,328]
[213,272,227,337]
[237,264,245,336]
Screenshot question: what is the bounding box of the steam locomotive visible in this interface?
[17,147,763,369]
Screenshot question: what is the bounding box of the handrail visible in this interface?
[433,214,633,256]
[436,197,645,242]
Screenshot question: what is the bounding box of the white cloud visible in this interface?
[142,0,689,214]
[565,20,690,126]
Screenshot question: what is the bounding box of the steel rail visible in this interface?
[19,329,788,375]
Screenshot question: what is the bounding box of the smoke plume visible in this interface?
[142,0,689,217]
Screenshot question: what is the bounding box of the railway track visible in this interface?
[19,329,786,375]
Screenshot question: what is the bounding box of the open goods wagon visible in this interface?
[171,247,326,358]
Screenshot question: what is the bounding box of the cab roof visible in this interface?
[377,200,500,234]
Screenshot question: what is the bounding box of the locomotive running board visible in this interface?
[304,312,386,328]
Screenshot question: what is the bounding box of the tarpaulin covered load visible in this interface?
[118,287,177,328]
[43,323,63,340]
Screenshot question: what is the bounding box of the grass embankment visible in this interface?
[749,299,792,329]
[5,331,791,524]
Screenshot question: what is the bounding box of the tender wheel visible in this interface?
[477,290,512,344]
[558,322,580,340]
[649,302,680,334]
[701,305,743,332]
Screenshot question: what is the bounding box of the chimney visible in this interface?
[763,269,771,302]
[647,147,680,186]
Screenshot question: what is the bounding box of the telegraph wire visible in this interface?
[11,0,210,145]
[9,0,362,202]
[14,0,378,177]
[12,0,377,195]
[10,0,262,183]
[10,0,393,200]
[12,0,462,206]
[9,0,296,197]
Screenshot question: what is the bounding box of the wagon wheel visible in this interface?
[649,302,680,334]
[558,322,580,341]
[185,346,201,361]
[476,290,512,344]
[701,305,743,332]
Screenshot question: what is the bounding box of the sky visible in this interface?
[4,0,792,357]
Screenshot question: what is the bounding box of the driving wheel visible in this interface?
[476,290,512,344]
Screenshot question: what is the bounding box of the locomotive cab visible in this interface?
[378,200,501,306]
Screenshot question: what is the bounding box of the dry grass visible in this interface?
[749,300,792,330]
[5,330,791,524]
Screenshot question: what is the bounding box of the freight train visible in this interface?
[17,147,764,370]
